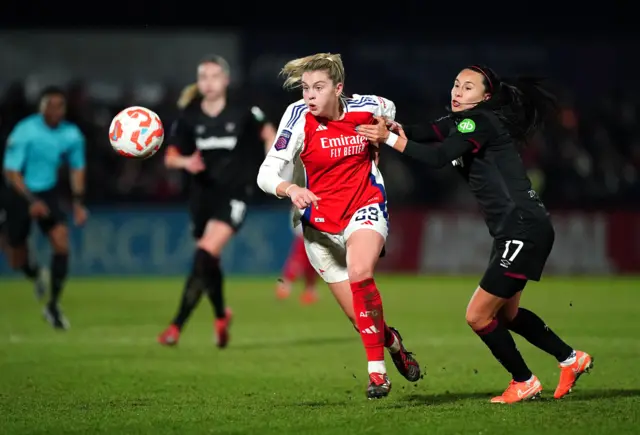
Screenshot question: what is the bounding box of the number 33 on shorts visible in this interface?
[346,203,389,240]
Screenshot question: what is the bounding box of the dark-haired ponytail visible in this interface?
[488,76,559,142]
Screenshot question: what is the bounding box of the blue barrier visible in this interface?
[0,207,295,276]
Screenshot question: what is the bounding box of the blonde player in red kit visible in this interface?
[257,53,420,399]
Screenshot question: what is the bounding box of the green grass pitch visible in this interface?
[1,275,639,434]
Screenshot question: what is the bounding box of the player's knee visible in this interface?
[465,306,493,330]
[347,262,374,283]
[196,236,223,257]
[197,221,233,257]
[49,225,69,254]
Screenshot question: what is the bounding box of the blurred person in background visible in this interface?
[0,82,31,144]
[2,86,87,330]
[0,178,7,253]
[275,205,319,304]
[158,55,277,348]
[257,53,420,399]
[359,64,593,403]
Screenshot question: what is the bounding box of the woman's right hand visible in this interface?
[287,185,320,210]
[184,151,205,174]
[385,119,403,133]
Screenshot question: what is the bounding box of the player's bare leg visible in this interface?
[197,220,234,348]
[467,287,542,403]
[500,291,593,399]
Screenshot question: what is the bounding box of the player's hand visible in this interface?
[184,151,205,174]
[287,185,320,210]
[381,118,408,140]
[73,203,88,227]
[356,116,391,145]
[385,119,403,133]
[29,200,49,218]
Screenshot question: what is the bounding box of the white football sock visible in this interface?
[560,350,577,367]
[368,361,386,374]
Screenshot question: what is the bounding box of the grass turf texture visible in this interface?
[1,275,639,435]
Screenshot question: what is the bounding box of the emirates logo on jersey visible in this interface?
[320,134,368,159]
[320,134,367,149]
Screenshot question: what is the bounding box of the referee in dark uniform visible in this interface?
[157,55,276,348]
[358,64,593,403]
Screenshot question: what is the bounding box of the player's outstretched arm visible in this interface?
[363,94,452,144]
[358,114,492,168]
[391,134,475,168]
[401,116,456,142]
[257,102,305,198]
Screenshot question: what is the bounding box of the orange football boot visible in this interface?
[300,289,319,305]
[554,351,594,399]
[491,375,543,404]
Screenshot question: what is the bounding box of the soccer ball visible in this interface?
[109,106,165,159]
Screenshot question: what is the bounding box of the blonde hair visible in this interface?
[280,53,345,90]
[177,55,231,109]
[177,83,199,109]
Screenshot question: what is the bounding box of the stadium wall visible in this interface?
[0,207,637,276]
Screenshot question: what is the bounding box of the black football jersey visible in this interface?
[402,108,549,238]
[168,98,268,197]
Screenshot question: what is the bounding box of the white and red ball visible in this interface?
[109,106,165,159]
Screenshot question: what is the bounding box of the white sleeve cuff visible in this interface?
[385,132,399,147]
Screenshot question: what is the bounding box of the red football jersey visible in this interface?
[262,94,396,234]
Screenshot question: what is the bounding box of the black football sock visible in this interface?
[195,249,226,319]
[172,273,204,329]
[21,262,38,280]
[507,307,574,362]
[474,318,533,382]
[49,253,68,307]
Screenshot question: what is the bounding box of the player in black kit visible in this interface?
[357,65,593,403]
[158,55,276,348]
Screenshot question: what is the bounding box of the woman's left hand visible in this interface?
[356,116,391,144]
